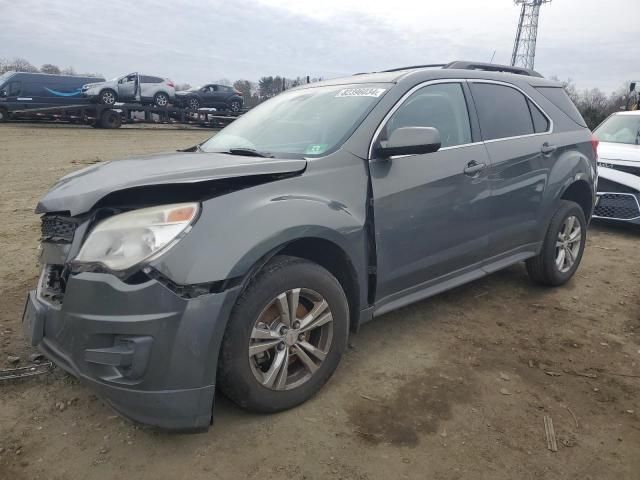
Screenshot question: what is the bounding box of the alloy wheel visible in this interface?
[101,91,115,105]
[555,215,582,273]
[188,98,199,109]
[248,288,333,391]
[155,94,168,107]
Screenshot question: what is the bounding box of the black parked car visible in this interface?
[24,61,597,431]
[174,84,244,112]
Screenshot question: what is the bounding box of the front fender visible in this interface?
[149,154,370,294]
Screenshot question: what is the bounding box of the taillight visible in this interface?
[166,79,175,88]
[234,90,242,95]
[591,134,599,160]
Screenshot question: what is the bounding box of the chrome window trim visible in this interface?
[593,191,640,221]
[368,78,555,159]
[468,79,554,143]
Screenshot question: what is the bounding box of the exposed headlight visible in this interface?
[74,203,199,271]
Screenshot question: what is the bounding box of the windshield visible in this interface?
[0,71,13,86]
[187,85,202,92]
[200,83,389,157]
[594,114,640,145]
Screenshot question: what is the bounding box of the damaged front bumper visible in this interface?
[23,262,239,431]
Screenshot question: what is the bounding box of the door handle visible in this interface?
[463,160,486,177]
[541,142,557,155]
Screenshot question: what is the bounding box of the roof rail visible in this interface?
[381,64,447,73]
[376,61,543,78]
[444,61,543,78]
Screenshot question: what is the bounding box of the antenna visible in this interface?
[510,0,551,70]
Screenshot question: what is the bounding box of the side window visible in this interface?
[470,83,534,140]
[8,81,21,96]
[384,83,472,148]
[528,99,550,133]
[210,85,219,92]
[139,76,152,83]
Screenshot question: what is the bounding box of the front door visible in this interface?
[118,73,138,101]
[370,82,492,303]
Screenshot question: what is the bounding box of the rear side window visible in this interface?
[140,76,163,84]
[528,99,550,133]
[470,83,534,140]
[535,86,587,128]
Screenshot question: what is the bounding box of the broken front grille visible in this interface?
[593,193,640,220]
[41,215,78,243]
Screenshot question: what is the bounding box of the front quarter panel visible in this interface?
[149,150,370,302]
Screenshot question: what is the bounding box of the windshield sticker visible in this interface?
[335,88,386,98]
[305,144,329,155]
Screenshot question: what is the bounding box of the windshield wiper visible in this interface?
[224,148,274,158]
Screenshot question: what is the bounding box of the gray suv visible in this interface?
[24,62,597,431]
[82,72,175,106]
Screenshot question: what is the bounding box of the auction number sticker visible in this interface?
[335,88,386,98]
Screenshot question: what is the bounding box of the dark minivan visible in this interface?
[0,71,105,121]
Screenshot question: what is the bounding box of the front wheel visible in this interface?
[0,107,8,123]
[526,200,587,286]
[99,89,117,105]
[229,100,241,113]
[218,256,349,413]
[187,97,200,110]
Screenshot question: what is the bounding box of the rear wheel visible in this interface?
[526,200,587,286]
[188,97,200,110]
[0,107,8,123]
[99,89,117,105]
[218,256,349,413]
[154,92,169,107]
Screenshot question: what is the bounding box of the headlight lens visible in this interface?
[74,203,199,271]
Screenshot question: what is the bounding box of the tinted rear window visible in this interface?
[535,86,587,128]
[470,83,534,140]
[140,76,163,83]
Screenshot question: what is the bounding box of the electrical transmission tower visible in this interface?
[510,0,551,70]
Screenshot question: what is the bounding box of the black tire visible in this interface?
[0,107,8,123]
[218,255,349,413]
[187,97,200,110]
[526,200,587,286]
[99,89,117,105]
[154,92,169,107]
[229,100,241,113]
[99,109,122,129]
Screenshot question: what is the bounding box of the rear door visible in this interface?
[370,81,492,302]
[200,86,216,106]
[468,81,554,260]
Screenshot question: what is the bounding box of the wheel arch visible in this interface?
[232,235,364,334]
[560,179,594,220]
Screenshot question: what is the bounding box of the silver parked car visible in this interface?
[82,72,175,107]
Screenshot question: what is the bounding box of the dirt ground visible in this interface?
[1,123,639,480]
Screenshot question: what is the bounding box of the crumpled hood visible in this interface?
[36,152,307,215]
[599,142,640,163]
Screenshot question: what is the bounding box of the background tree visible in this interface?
[40,64,61,74]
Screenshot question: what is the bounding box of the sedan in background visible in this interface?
[174,84,243,112]
[593,110,640,225]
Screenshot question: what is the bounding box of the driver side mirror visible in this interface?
[375,127,441,158]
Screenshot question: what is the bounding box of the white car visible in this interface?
[593,111,640,224]
[82,72,175,107]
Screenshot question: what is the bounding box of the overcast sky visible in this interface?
[1,0,638,93]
